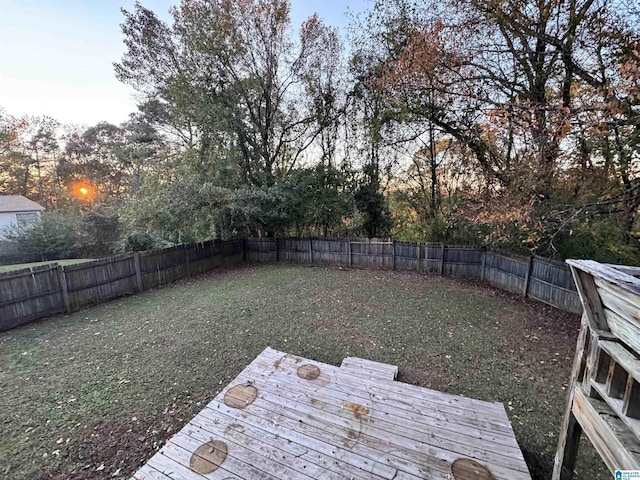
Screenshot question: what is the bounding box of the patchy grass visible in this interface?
[0,259,93,273]
[0,263,608,480]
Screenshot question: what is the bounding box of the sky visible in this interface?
[0,0,370,127]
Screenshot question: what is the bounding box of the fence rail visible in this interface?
[245,238,582,314]
[0,240,244,332]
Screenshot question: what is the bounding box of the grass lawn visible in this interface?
[0,259,93,273]
[0,264,608,480]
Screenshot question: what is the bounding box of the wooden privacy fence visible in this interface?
[0,237,582,332]
[246,238,582,314]
[0,240,244,332]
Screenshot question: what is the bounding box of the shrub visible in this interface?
[2,211,80,260]
[116,232,173,252]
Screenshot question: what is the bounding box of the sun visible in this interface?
[79,187,88,196]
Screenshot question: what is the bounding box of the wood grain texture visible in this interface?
[572,387,640,471]
[131,347,531,480]
[340,357,398,381]
[555,260,640,479]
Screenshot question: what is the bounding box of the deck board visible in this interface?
[340,357,399,381]
[131,347,531,480]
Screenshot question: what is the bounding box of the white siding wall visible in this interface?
[0,210,42,238]
[0,212,18,238]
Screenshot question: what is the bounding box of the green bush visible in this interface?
[116,232,173,252]
[76,211,121,257]
[2,211,80,260]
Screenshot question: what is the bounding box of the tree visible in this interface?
[114,0,344,237]
[351,0,640,258]
[0,113,61,206]
[59,122,137,205]
[299,16,348,168]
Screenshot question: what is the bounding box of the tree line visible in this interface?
[1,0,639,264]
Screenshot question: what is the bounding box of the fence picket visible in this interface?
[57,265,70,314]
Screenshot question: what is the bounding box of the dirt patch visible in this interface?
[35,417,180,480]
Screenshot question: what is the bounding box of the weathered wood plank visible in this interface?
[190,408,376,480]
[552,316,588,480]
[129,463,173,480]
[217,383,529,480]
[133,347,530,480]
[568,260,640,297]
[186,412,349,480]
[595,277,640,327]
[247,356,519,446]
[230,368,527,465]
[340,357,398,381]
[242,350,528,477]
[56,265,70,314]
[174,423,316,480]
[149,440,247,479]
[570,267,608,331]
[260,348,510,423]
[603,264,640,278]
[572,387,640,471]
[556,260,640,479]
[133,252,143,292]
[205,398,412,479]
[604,308,640,353]
[590,381,640,440]
[599,340,640,383]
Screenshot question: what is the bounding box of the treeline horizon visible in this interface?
[1,0,639,265]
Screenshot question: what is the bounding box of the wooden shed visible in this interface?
[553,260,640,479]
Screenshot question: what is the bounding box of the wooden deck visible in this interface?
[131,347,531,480]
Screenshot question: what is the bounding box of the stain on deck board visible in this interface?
[343,401,370,420]
[189,440,228,474]
[452,458,495,479]
[297,364,321,380]
[223,384,258,409]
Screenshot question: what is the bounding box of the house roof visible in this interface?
[0,195,46,213]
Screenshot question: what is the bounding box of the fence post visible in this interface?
[523,255,534,297]
[242,238,247,262]
[392,240,396,270]
[372,238,377,267]
[417,242,421,271]
[56,265,71,314]
[480,249,486,281]
[439,243,445,275]
[275,238,279,262]
[133,252,144,292]
[184,244,191,277]
[348,239,352,267]
[309,238,313,264]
